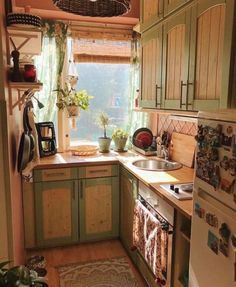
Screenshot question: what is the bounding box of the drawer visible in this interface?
[79,165,118,178]
[34,168,77,182]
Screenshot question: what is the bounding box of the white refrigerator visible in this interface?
[189,110,236,287]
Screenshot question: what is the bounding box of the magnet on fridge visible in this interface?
[220,178,235,194]
[219,239,229,257]
[208,230,219,255]
[205,213,218,228]
[194,203,205,219]
[219,223,231,243]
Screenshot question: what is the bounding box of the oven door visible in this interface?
[133,197,173,287]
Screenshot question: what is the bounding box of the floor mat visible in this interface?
[57,257,140,287]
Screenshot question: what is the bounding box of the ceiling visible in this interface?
[13,0,140,25]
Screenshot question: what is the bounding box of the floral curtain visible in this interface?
[34,20,68,122]
[127,32,148,139]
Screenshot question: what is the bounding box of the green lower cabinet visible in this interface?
[120,168,138,263]
[79,177,119,242]
[34,180,79,247]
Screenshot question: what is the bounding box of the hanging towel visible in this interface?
[133,200,168,280]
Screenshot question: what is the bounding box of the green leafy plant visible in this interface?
[97,113,110,138]
[0,261,47,287]
[55,83,93,111]
[112,128,128,140]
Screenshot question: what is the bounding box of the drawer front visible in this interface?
[34,168,77,182]
[79,165,118,178]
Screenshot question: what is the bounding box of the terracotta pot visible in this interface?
[98,137,111,153]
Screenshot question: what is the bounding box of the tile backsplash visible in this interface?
[157,114,197,136]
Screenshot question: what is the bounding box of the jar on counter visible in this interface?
[23,64,37,82]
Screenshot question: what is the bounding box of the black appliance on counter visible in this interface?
[35,122,57,157]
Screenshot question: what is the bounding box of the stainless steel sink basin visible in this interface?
[132,159,182,171]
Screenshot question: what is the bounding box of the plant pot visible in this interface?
[66,105,80,117]
[113,137,128,152]
[98,137,111,153]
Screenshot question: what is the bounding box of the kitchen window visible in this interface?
[34,22,147,149]
[70,62,131,146]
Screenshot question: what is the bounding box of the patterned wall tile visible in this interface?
[158,114,197,136]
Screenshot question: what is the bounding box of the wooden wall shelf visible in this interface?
[8,81,43,115]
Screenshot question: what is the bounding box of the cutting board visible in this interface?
[171,132,196,168]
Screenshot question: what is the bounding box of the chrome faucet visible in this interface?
[161,146,169,160]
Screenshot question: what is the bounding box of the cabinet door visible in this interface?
[164,0,190,16]
[140,0,163,31]
[188,0,235,110]
[35,180,79,247]
[120,168,138,261]
[79,177,119,242]
[162,10,191,110]
[140,25,163,108]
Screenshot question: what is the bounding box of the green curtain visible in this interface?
[34,20,68,122]
[127,32,148,141]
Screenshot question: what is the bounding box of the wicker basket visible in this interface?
[52,0,131,17]
[70,145,98,156]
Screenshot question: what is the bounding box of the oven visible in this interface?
[136,182,175,287]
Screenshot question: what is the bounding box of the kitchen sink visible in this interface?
[132,159,182,171]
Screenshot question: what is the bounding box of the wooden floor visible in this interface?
[26,239,147,286]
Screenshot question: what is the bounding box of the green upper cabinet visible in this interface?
[35,180,79,247]
[162,9,191,110]
[140,0,164,32]
[79,177,119,242]
[120,168,138,262]
[164,0,191,16]
[188,0,235,110]
[140,24,163,109]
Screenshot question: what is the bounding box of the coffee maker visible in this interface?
[35,122,57,157]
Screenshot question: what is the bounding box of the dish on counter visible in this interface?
[132,128,153,149]
[70,145,98,156]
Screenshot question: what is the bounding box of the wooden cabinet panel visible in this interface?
[166,25,185,101]
[188,0,235,110]
[34,168,77,182]
[140,25,163,108]
[164,0,189,16]
[79,164,118,179]
[140,0,163,32]
[35,180,79,247]
[84,181,112,234]
[162,10,191,109]
[79,177,119,242]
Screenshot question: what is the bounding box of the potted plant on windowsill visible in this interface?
[97,113,111,153]
[55,83,93,117]
[112,128,129,152]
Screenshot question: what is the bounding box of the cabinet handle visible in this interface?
[156,84,162,107]
[72,181,75,200]
[88,169,108,174]
[44,172,66,177]
[80,181,83,199]
[180,80,187,109]
[186,81,194,109]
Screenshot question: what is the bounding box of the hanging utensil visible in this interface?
[17,106,31,172]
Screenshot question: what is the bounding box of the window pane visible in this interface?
[70,63,130,145]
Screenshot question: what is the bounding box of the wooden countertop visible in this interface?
[32,150,194,218]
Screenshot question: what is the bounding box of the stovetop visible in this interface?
[160,183,193,201]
